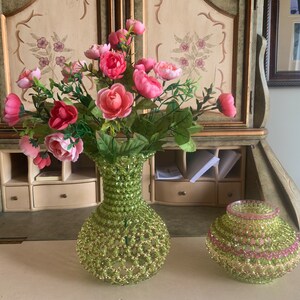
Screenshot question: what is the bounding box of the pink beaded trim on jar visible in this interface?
[226,200,280,220]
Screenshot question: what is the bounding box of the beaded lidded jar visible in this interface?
[206,200,300,283]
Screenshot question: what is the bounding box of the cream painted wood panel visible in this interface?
[5,186,30,210]
[33,182,96,209]
[2,0,98,111]
[218,182,242,205]
[155,181,217,205]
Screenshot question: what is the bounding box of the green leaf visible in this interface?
[96,132,119,163]
[166,100,179,114]
[173,108,193,128]
[174,127,190,145]
[62,97,73,105]
[134,98,158,110]
[188,124,203,134]
[88,102,102,119]
[118,133,149,156]
[179,138,197,152]
[123,111,137,128]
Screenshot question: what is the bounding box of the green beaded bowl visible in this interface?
[206,200,300,283]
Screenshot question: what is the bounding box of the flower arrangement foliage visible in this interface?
[3,19,236,168]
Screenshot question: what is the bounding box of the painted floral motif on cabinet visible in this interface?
[4,0,98,111]
[144,0,234,107]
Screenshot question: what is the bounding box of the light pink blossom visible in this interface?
[133,69,163,99]
[108,29,131,50]
[61,61,85,83]
[154,61,182,81]
[217,93,236,117]
[16,67,41,89]
[45,133,83,162]
[97,83,134,120]
[3,93,24,126]
[84,43,111,59]
[99,51,126,79]
[33,152,51,169]
[135,58,156,73]
[126,19,145,35]
[19,136,40,158]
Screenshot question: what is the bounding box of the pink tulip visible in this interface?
[19,136,40,158]
[97,83,134,120]
[49,101,78,130]
[84,43,110,59]
[216,93,236,117]
[33,152,51,169]
[133,69,163,99]
[108,29,131,50]
[3,93,24,126]
[99,51,126,79]
[45,133,83,162]
[154,61,182,81]
[126,19,145,35]
[135,58,156,73]
[17,67,41,89]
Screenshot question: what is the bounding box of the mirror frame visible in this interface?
[264,0,300,86]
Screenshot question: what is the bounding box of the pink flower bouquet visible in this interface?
[2,19,236,168]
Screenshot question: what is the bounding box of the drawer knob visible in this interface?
[178,191,187,196]
[60,194,68,198]
[10,196,18,201]
[227,192,233,197]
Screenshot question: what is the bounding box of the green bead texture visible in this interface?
[206,200,300,284]
[76,154,170,285]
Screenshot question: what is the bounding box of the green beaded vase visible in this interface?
[206,200,300,284]
[76,153,170,285]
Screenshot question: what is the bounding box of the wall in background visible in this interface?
[266,87,300,189]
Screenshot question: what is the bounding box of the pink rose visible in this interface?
[84,43,111,59]
[135,58,156,73]
[45,133,83,162]
[216,93,236,117]
[3,93,24,126]
[61,60,85,83]
[19,136,40,158]
[49,101,78,130]
[97,83,133,120]
[133,69,163,99]
[108,29,131,50]
[99,51,126,80]
[33,152,51,169]
[126,19,145,35]
[17,67,41,89]
[154,61,182,81]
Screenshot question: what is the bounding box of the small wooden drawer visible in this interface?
[155,181,216,205]
[5,186,30,211]
[218,182,242,205]
[33,182,97,209]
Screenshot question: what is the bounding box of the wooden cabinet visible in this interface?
[152,146,245,206]
[0,150,99,211]
[5,186,30,210]
[0,145,245,211]
[33,182,97,209]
